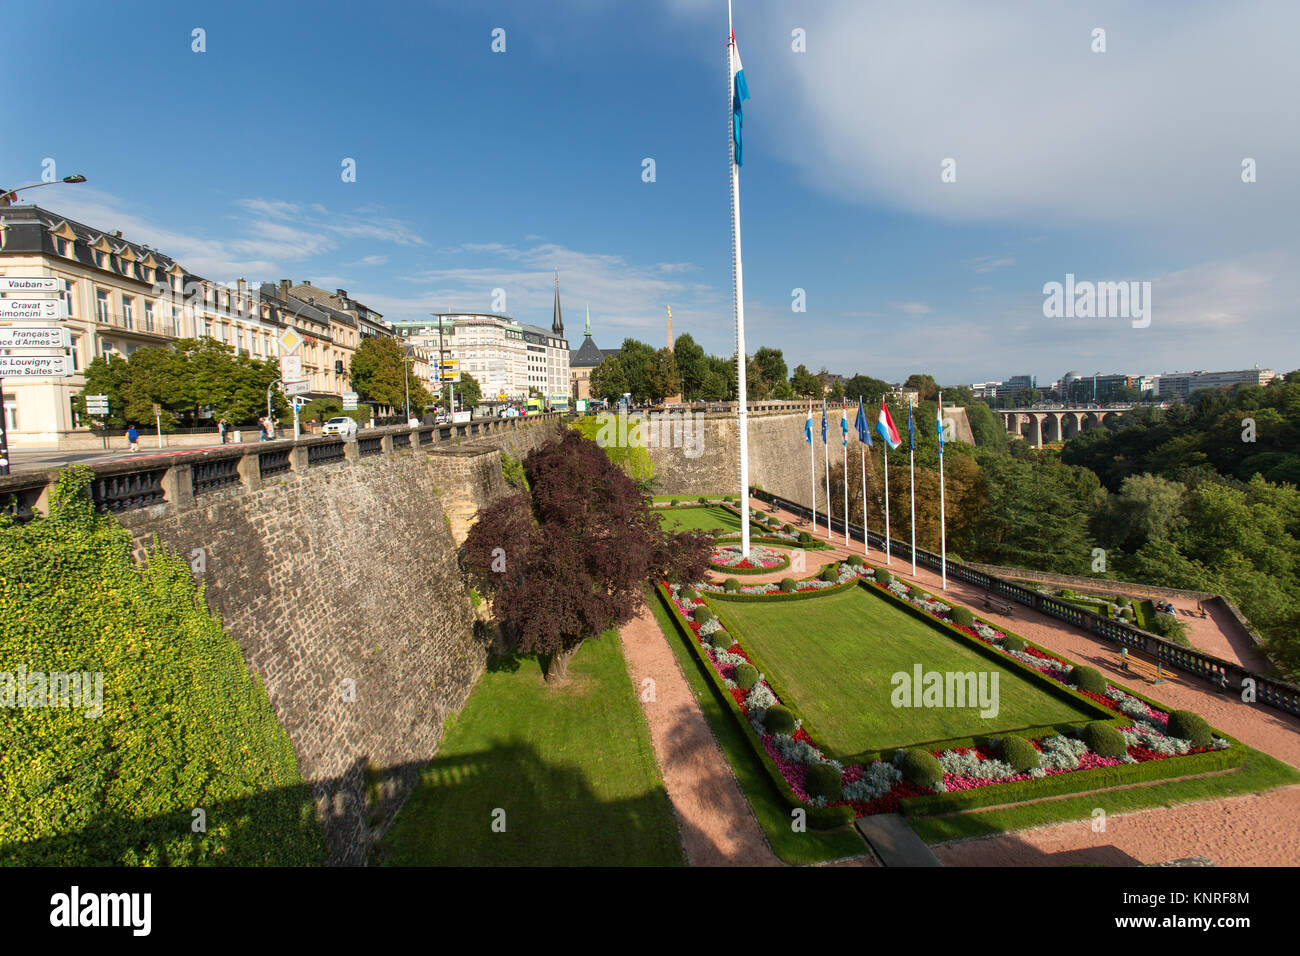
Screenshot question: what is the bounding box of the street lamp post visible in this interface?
[0,175,88,207]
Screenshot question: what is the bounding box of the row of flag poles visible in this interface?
[804,397,948,589]
[725,5,946,590]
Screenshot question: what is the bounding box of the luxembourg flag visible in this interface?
[804,403,812,444]
[937,394,945,456]
[840,404,849,447]
[730,29,749,167]
[875,398,902,450]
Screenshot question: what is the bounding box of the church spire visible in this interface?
[552,270,564,336]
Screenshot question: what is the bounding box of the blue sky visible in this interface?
[3,0,1297,385]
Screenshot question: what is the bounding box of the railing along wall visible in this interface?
[0,413,563,528]
[752,488,1300,718]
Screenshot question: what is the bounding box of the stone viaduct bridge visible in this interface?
[1000,405,1138,446]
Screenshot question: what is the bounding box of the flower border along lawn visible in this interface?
[379,631,683,866]
[709,586,1102,759]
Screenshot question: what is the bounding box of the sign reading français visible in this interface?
[0,354,72,377]
[0,326,69,348]
[0,276,62,293]
[0,297,62,319]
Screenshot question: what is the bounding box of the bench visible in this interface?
[983,592,1014,615]
[1115,646,1166,684]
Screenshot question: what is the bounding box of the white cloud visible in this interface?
[891,301,932,317]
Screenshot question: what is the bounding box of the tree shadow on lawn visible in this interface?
[378,741,683,866]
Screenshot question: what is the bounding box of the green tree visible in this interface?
[646,347,680,403]
[843,373,893,403]
[349,337,431,411]
[790,364,822,398]
[753,347,787,395]
[903,373,939,402]
[673,333,708,401]
[589,354,629,402]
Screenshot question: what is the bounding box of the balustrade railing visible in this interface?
[191,456,242,495]
[92,468,167,513]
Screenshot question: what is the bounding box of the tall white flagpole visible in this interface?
[939,397,948,590]
[910,402,917,577]
[809,402,817,533]
[823,402,830,539]
[842,404,848,545]
[728,1,750,559]
[883,397,891,565]
[859,396,867,555]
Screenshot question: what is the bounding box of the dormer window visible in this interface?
[55,237,71,257]
[94,251,107,269]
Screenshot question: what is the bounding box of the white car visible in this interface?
[322,416,358,439]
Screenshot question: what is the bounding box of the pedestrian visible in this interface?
[257,417,268,442]
[126,424,139,452]
[217,417,228,444]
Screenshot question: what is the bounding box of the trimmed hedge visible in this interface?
[0,468,324,865]
[847,554,864,568]
[901,744,1244,817]
[734,662,759,690]
[1000,735,1040,772]
[694,607,716,626]
[898,749,943,787]
[805,762,843,802]
[950,606,974,627]
[764,705,796,735]
[1082,721,1127,758]
[723,578,741,592]
[1002,634,1026,653]
[1071,665,1107,695]
[819,566,839,582]
[1167,710,1212,748]
[874,568,892,586]
[709,630,734,650]
[779,578,797,593]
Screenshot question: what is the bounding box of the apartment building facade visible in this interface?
[1155,368,1276,401]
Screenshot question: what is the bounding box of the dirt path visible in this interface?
[619,603,782,866]
[933,786,1300,866]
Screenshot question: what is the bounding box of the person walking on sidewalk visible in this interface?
[217,417,229,444]
[126,425,139,452]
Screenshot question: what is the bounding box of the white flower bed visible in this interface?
[710,544,788,569]
[1036,735,1090,772]
[843,762,902,803]
[938,749,1021,783]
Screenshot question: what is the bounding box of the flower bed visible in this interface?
[662,568,1234,821]
[708,544,790,574]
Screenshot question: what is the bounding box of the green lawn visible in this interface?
[655,504,771,537]
[380,633,683,866]
[646,588,868,864]
[712,586,1099,756]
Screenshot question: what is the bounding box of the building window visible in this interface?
[121,296,134,330]
[64,280,75,317]
[143,300,154,332]
[94,250,107,269]
[55,236,71,257]
[96,289,110,322]
[3,394,16,431]
[70,335,81,371]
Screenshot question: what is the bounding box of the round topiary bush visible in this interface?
[779,577,797,593]
[1167,710,1212,748]
[950,606,974,627]
[1082,721,1127,758]
[734,662,759,690]
[1070,665,1107,695]
[694,607,715,626]
[805,762,843,801]
[1000,735,1040,772]
[798,531,813,544]
[782,523,794,533]
[1060,588,1074,599]
[764,704,796,735]
[847,554,864,567]
[906,585,919,598]
[669,500,679,506]
[874,568,893,586]
[897,749,943,787]
[723,577,741,593]
[698,496,708,504]
[1120,608,1135,622]
[709,630,734,650]
[681,586,699,600]
[819,565,838,582]
[1002,634,1026,653]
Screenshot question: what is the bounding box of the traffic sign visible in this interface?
[0,276,62,293]
[85,393,109,415]
[152,403,162,416]
[277,328,303,354]
[0,326,69,348]
[280,354,303,382]
[284,380,311,396]
[0,298,62,320]
[0,354,72,377]
[439,372,461,383]
[342,391,358,410]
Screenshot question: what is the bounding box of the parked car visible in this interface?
[322,416,358,439]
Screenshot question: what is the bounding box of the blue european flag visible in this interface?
[821,403,827,443]
[855,399,872,447]
[907,403,915,452]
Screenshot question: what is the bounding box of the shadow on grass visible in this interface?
[377,740,682,866]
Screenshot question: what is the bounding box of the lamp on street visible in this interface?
[0,175,88,207]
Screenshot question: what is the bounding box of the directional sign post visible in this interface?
[0,276,63,294]
[342,391,358,411]
[0,297,63,320]
[83,394,109,450]
[0,326,70,348]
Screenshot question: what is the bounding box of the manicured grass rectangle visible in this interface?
[712,587,1099,755]
[655,504,768,537]
[380,633,682,866]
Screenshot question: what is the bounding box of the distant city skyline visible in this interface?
[3,0,1297,383]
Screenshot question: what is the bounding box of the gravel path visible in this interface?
[619,603,782,866]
